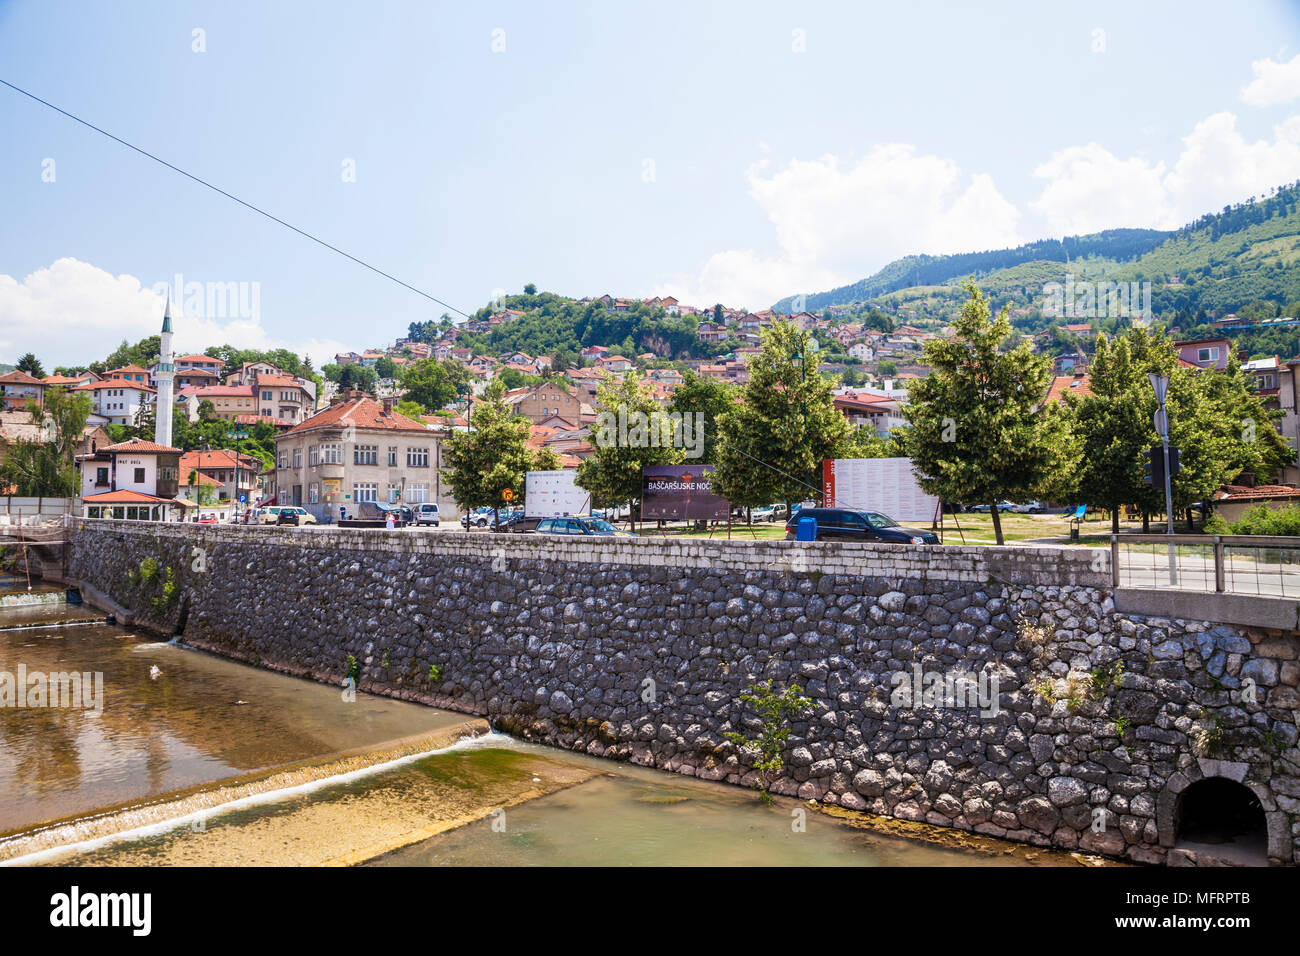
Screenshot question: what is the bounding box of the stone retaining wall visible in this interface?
[67,520,1300,865]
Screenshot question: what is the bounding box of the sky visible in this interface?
[2,0,1300,367]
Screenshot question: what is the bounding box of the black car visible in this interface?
[784,508,939,544]
[276,509,300,526]
[494,513,543,533]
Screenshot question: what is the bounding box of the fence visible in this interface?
[1111,533,1300,597]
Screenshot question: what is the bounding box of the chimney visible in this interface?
[381,396,395,414]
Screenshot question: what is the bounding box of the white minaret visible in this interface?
[154,295,175,447]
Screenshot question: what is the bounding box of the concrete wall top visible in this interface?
[71,518,1110,589]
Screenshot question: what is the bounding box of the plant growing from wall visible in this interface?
[149,566,177,614]
[723,680,812,804]
[427,663,444,682]
[344,654,361,685]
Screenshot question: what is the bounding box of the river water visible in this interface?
[0,599,1105,867]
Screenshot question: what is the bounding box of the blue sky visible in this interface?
[2,0,1299,366]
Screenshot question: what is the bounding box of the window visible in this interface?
[293,448,302,469]
[321,443,342,464]
[261,390,272,401]
[388,446,398,467]
[388,482,402,502]
[309,445,319,466]
[95,467,109,486]
[406,482,429,503]
[308,482,319,504]
[407,447,429,468]
[1198,347,1220,362]
[133,467,145,484]
[352,483,377,502]
[354,444,378,466]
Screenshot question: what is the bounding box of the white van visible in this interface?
[414,503,440,527]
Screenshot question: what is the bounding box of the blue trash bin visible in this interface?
[796,514,818,541]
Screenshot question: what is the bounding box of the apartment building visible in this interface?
[272,395,457,520]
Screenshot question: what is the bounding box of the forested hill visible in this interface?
[772,228,1171,313]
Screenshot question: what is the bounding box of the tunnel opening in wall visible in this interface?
[1174,777,1268,866]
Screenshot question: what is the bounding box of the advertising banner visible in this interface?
[640,465,730,520]
[525,470,591,517]
[822,457,939,522]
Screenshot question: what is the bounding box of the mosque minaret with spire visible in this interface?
[154,296,175,448]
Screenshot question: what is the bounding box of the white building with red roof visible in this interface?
[78,436,183,521]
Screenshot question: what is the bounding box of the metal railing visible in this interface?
[1112,533,1300,597]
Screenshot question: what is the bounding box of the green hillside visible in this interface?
[777,181,1300,339]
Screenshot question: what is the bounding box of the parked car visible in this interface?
[493,512,542,533]
[967,502,1016,513]
[461,507,494,529]
[1011,501,1046,514]
[277,508,301,526]
[271,506,316,526]
[196,513,219,524]
[413,503,441,527]
[749,505,778,522]
[534,516,637,537]
[783,508,939,544]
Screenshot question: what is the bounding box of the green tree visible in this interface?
[374,355,398,380]
[712,321,850,511]
[0,387,92,496]
[523,283,537,295]
[400,359,469,411]
[666,371,735,464]
[440,378,544,524]
[16,353,44,378]
[901,281,1075,545]
[577,372,684,524]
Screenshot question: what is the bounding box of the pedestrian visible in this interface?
[385,511,395,530]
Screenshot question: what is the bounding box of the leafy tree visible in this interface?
[877,360,898,377]
[523,283,537,295]
[666,371,735,464]
[374,355,398,380]
[400,358,469,411]
[901,281,1075,545]
[712,321,850,511]
[440,378,544,524]
[577,372,684,523]
[16,353,44,378]
[0,387,92,496]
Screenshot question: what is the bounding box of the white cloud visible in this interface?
[1029,145,1172,234]
[1241,54,1300,107]
[1029,112,1300,236]
[0,258,347,369]
[656,145,1022,307]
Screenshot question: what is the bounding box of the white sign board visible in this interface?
[525,470,591,517]
[822,457,939,523]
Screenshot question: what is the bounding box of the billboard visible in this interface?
[641,465,730,520]
[525,470,591,517]
[822,457,940,523]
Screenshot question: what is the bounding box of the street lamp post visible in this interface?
[1149,372,1177,585]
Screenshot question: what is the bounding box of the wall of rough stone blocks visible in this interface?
[67,519,1299,865]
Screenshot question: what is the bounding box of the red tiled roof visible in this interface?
[75,378,156,393]
[286,396,428,434]
[82,489,176,504]
[101,437,181,454]
[41,375,89,385]
[252,374,303,388]
[180,449,254,471]
[1213,484,1300,501]
[107,364,149,374]
[0,370,46,385]
[176,354,220,364]
[1045,374,1093,405]
[234,413,291,427]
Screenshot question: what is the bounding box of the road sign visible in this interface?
[239,494,246,503]
[502,488,514,502]
[1153,407,1168,437]
[1148,372,1168,404]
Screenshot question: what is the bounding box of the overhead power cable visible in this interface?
[0,77,471,318]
